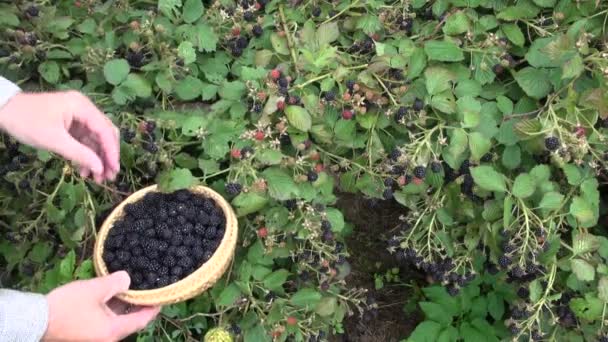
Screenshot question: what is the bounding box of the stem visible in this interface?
[320,0,360,25]
[278,5,299,75]
[373,74,398,107]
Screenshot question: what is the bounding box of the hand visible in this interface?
[43,271,161,342]
[0,90,120,183]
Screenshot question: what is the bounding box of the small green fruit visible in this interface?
[204,328,233,342]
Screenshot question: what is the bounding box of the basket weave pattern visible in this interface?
[93,185,238,306]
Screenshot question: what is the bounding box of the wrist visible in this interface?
[0,91,27,131]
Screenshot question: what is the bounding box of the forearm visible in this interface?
[0,289,49,341]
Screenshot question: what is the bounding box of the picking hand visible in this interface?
[43,271,161,342]
[0,90,120,183]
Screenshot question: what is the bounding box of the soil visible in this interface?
[331,193,424,342]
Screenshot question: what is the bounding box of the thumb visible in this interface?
[111,306,161,340]
[89,271,131,302]
[53,131,104,175]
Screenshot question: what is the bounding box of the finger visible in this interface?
[79,166,90,179]
[74,100,120,173]
[79,134,108,183]
[88,270,131,302]
[53,131,104,175]
[108,298,130,315]
[111,306,161,340]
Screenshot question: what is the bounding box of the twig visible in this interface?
[321,0,360,25]
[278,5,299,75]
[373,74,398,106]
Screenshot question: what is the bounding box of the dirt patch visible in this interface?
[332,193,424,342]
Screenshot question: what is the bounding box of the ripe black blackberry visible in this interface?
[382,188,393,200]
[498,255,511,268]
[413,166,426,179]
[226,182,242,196]
[26,5,39,17]
[126,50,145,68]
[389,149,401,161]
[240,146,254,158]
[142,141,158,153]
[323,91,335,101]
[480,153,493,162]
[278,77,289,88]
[430,161,442,173]
[252,25,263,37]
[145,120,156,133]
[235,36,249,49]
[447,285,459,297]
[243,11,255,21]
[231,46,243,57]
[312,6,321,17]
[544,136,560,151]
[307,170,318,182]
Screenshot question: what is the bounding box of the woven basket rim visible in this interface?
[93,184,238,306]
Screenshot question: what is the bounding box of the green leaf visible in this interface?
[356,14,382,35]
[512,173,535,198]
[262,168,299,201]
[457,97,481,127]
[219,81,246,101]
[496,96,513,115]
[158,0,182,19]
[316,22,340,46]
[570,294,604,321]
[38,61,60,84]
[562,164,583,185]
[244,324,269,342]
[59,250,76,282]
[531,164,551,182]
[263,269,290,291]
[75,259,93,280]
[270,33,290,55]
[103,59,130,86]
[502,23,525,47]
[0,11,19,27]
[315,297,337,316]
[407,321,442,342]
[28,242,52,263]
[256,149,283,165]
[539,192,564,210]
[158,168,198,191]
[437,326,459,342]
[409,48,427,78]
[196,23,218,52]
[233,192,268,216]
[470,166,507,192]
[570,196,595,228]
[514,67,552,99]
[571,259,595,282]
[291,288,322,308]
[175,76,203,100]
[325,208,345,233]
[419,302,453,326]
[468,132,491,160]
[573,232,600,256]
[431,91,456,114]
[177,41,196,64]
[216,283,242,307]
[529,280,542,302]
[424,40,464,62]
[425,67,454,96]
[496,1,540,20]
[284,106,312,132]
[533,0,556,6]
[443,11,469,35]
[598,277,608,303]
[182,0,204,23]
[562,54,584,80]
[122,74,151,98]
[487,293,504,321]
[502,145,521,170]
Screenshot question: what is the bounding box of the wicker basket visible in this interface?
[93,184,238,306]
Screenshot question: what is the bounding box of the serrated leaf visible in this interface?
[177,41,196,64]
[182,0,204,24]
[38,61,60,84]
[443,11,469,35]
[539,192,564,210]
[469,132,491,160]
[263,269,290,291]
[291,288,322,307]
[570,196,595,227]
[496,96,513,115]
[562,54,584,80]
[270,33,289,55]
[599,277,608,302]
[529,280,542,302]
[419,302,453,326]
[470,166,507,192]
[316,22,339,46]
[175,76,203,100]
[284,106,312,132]
[424,40,464,62]
[425,67,454,96]
[514,67,552,99]
[315,297,337,316]
[262,168,299,200]
[571,259,595,282]
[502,23,525,47]
[103,59,130,85]
[562,164,582,185]
[233,192,268,216]
[216,283,242,307]
[502,145,521,170]
[496,1,540,21]
[457,96,481,127]
[512,173,535,198]
[196,23,217,52]
[408,321,442,342]
[573,232,600,256]
[158,168,198,191]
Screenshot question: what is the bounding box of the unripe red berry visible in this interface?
[258,227,268,238]
[254,130,265,141]
[270,69,281,80]
[342,110,353,120]
[286,316,297,326]
[277,100,285,111]
[231,149,242,159]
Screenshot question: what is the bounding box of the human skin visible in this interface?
[0,90,160,341]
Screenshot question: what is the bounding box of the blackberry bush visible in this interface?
[2,0,608,341]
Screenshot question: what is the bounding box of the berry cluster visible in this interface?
[103,189,226,290]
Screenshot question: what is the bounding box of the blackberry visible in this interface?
[322,229,334,242]
[430,162,442,173]
[312,6,321,17]
[382,188,394,200]
[146,120,156,133]
[307,171,318,182]
[252,25,263,37]
[459,160,471,174]
[498,255,511,268]
[240,146,254,158]
[235,36,249,49]
[544,136,560,151]
[345,80,355,92]
[163,255,177,267]
[384,178,395,188]
[480,153,493,162]
[323,91,335,101]
[142,141,158,153]
[413,166,426,179]
[517,287,529,299]
[126,50,145,68]
[278,77,289,88]
[26,6,39,17]
[179,256,193,268]
[243,11,255,21]
[175,246,189,257]
[284,199,297,210]
[225,182,242,196]
[389,149,401,161]
[531,330,543,341]
[320,281,330,291]
[413,98,424,111]
[447,285,459,296]
[117,251,131,263]
[171,266,184,276]
[321,220,331,230]
[231,46,243,57]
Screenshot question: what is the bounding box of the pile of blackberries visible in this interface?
[103,189,227,290]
